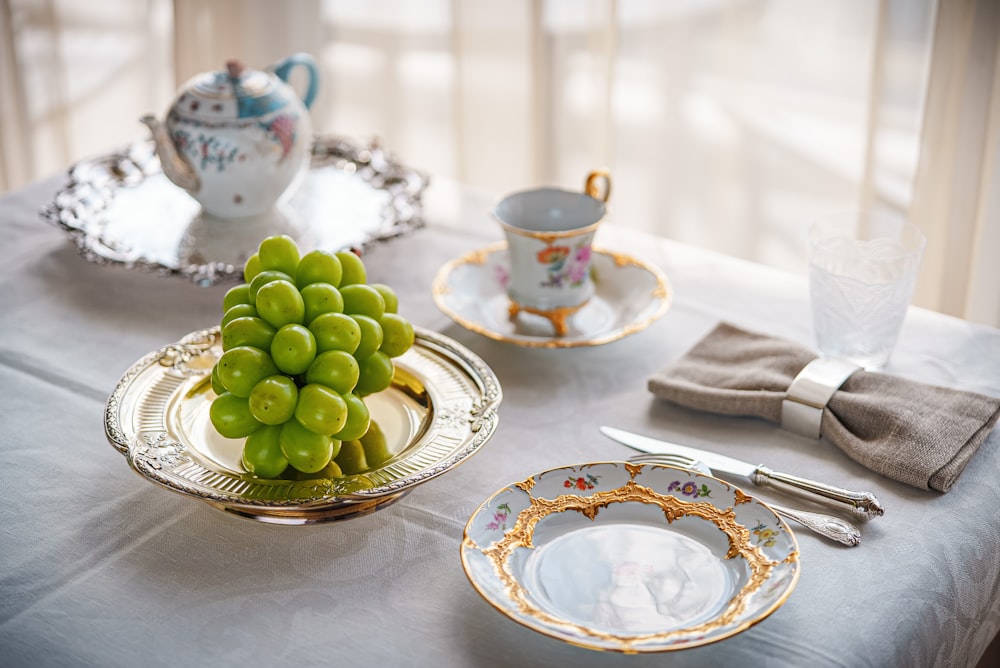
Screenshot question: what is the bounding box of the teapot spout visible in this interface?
[140,114,201,193]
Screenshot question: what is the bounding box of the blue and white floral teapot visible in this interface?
[142,53,318,219]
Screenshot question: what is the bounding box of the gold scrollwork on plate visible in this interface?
[461,461,800,653]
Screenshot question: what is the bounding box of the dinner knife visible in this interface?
[600,426,884,520]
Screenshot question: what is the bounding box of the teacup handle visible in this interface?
[584,170,612,202]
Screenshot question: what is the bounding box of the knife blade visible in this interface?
[600,426,884,520]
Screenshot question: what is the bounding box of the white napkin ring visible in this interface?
[781,357,861,438]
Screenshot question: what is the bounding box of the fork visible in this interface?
[629,453,862,547]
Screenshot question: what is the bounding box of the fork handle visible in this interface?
[769,503,861,547]
[753,466,884,521]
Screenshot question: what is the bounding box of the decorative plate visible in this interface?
[461,461,799,653]
[432,243,671,348]
[105,326,501,524]
[43,136,428,286]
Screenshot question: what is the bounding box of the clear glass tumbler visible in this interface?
[808,211,925,370]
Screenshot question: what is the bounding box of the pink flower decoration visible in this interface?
[269,115,296,161]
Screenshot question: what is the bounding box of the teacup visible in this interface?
[495,170,611,335]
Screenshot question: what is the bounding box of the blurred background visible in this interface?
[1,0,997,327]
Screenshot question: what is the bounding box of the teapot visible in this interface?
[141,53,319,219]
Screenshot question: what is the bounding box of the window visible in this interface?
[3,0,996,326]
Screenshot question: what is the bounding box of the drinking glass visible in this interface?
[808,211,925,370]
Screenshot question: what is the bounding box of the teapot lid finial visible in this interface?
[226,59,246,79]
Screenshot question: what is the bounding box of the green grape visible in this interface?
[318,459,343,477]
[210,392,263,438]
[270,323,317,375]
[248,375,299,425]
[301,282,344,324]
[371,283,399,314]
[296,249,343,289]
[222,316,276,352]
[341,284,386,320]
[333,392,371,441]
[334,439,368,475]
[241,425,288,478]
[306,350,360,395]
[211,237,409,451]
[336,250,367,286]
[352,315,384,359]
[280,419,335,473]
[258,234,300,276]
[360,420,392,467]
[248,269,293,302]
[210,362,227,395]
[243,253,262,283]
[256,279,305,329]
[310,312,361,354]
[294,458,344,480]
[221,302,258,329]
[223,284,251,312]
[295,383,348,435]
[355,351,394,396]
[217,346,279,397]
[379,313,415,358]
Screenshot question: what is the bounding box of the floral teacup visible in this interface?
[495,170,611,335]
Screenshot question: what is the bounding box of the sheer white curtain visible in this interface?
[2,0,997,328]
[908,0,1000,327]
[0,0,174,188]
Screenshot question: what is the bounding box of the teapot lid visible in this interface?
[174,60,292,120]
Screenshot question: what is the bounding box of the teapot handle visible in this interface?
[272,53,319,109]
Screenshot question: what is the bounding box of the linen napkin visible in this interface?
[648,322,1000,492]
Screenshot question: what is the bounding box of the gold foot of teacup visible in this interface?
[508,299,587,337]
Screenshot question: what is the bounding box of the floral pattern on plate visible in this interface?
[461,461,800,653]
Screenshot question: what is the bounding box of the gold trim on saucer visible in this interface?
[432,242,672,348]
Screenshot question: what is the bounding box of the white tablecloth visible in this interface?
[1,175,998,668]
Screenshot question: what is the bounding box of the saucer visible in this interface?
[461,461,800,652]
[432,243,671,348]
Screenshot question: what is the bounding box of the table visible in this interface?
[2,173,998,668]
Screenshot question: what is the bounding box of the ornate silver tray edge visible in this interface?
[104,326,502,516]
[42,135,430,286]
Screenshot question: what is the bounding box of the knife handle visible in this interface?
[752,466,884,521]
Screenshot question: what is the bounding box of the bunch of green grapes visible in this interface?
[209,235,415,479]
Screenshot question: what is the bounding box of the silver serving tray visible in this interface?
[42,136,429,286]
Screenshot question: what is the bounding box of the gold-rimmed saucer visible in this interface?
[431,243,671,348]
